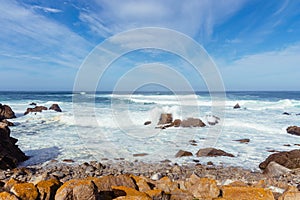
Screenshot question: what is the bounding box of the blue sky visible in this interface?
[1,0,300,91]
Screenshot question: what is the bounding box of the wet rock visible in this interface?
[49,104,62,112]
[0,123,28,169]
[133,153,149,157]
[233,103,241,109]
[173,119,181,127]
[180,118,206,127]
[55,179,98,200]
[157,113,173,125]
[11,182,39,200]
[36,179,61,200]
[287,126,300,136]
[24,106,48,115]
[0,104,16,121]
[259,149,300,170]
[144,121,151,125]
[29,102,37,106]
[233,138,250,144]
[196,148,234,157]
[283,112,291,115]
[1,119,14,126]
[221,186,274,200]
[263,161,291,177]
[175,150,193,158]
[206,115,220,125]
[185,174,220,199]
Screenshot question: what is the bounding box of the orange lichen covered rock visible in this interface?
[221,186,274,200]
[10,182,38,200]
[36,179,61,200]
[130,175,151,192]
[278,186,300,200]
[169,188,194,200]
[145,189,170,199]
[90,174,137,192]
[55,179,98,200]
[0,192,19,200]
[155,176,179,193]
[185,174,220,199]
[112,186,151,199]
[4,179,20,191]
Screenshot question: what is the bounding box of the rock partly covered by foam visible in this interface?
[0,104,16,121]
[49,104,62,112]
[286,126,300,136]
[157,113,173,125]
[24,106,48,115]
[175,150,193,158]
[196,148,234,157]
[233,103,241,109]
[259,149,300,170]
[0,122,27,169]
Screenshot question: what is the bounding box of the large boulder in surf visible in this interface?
[181,118,206,127]
[0,122,28,169]
[259,149,300,170]
[286,126,300,136]
[196,148,234,157]
[0,104,16,121]
[157,113,173,125]
[49,104,62,112]
[24,106,48,115]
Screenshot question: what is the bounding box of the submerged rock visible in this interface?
[206,115,220,125]
[49,104,62,112]
[0,122,28,169]
[286,126,300,136]
[24,106,48,115]
[233,138,250,144]
[144,121,151,125]
[259,149,300,170]
[196,148,234,157]
[0,104,16,121]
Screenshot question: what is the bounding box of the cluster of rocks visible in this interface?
[0,160,300,200]
[24,103,62,115]
[0,104,16,126]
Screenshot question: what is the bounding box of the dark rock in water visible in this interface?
[1,119,14,126]
[133,153,149,157]
[181,118,206,127]
[296,113,300,116]
[144,121,151,126]
[173,119,181,127]
[233,103,241,109]
[0,104,16,121]
[196,148,234,157]
[259,149,300,170]
[49,104,62,112]
[283,112,291,115]
[29,102,37,106]
[233,138,250,144]
[0,122,28,169]
[286,126,300,136]
[24,106,48,115]
[157,113,173,125]
[175,150,193,158]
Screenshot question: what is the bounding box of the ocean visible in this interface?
[1,91,300,170]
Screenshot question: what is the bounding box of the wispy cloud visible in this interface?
[79,0,248,42]
[32,5,62,13]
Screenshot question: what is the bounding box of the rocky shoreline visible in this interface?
[1,104,300,199]
[0,160,300,199]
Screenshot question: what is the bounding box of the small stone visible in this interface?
[133,153,149,157]
[233,103,241,109]
[144,121,151,125]
[196,148,234,157]
[233,138,250,144]
[150,173,162,181]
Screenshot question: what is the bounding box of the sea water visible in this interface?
[1,91,300,170]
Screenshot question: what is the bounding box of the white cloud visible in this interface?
[220,43,300,90]
[0,0,92,69]
[79,0,248,41]
[32,5,62,13]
